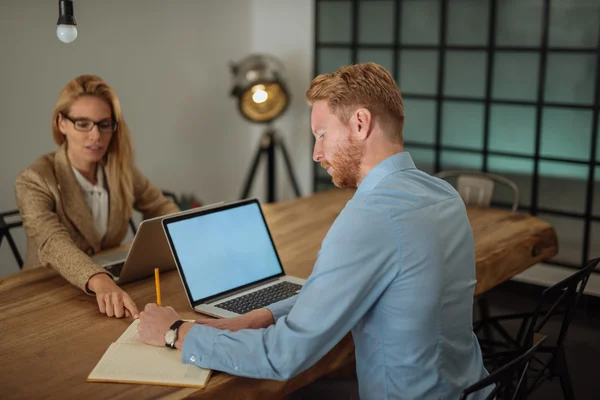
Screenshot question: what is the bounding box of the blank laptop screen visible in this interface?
[165,202,284,301]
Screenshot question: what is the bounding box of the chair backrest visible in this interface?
[525,258,599,350]
[0,210,24,269]
[435,170,520,212]
[460,335,547,400]
[509,258,599,394]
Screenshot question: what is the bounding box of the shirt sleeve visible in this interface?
[181,201,400,380]
[265,295,297,322]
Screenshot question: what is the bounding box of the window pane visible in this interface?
[538,161,588,214]
[541,108,593,161]
[317,48,351,75]
[359,0,395,44]
[403,99,436,145]
[400,0,440,45]
[318,1,353,43]
[597,113,600,162]
[539,214,584,266]
[492,52,539,101]
[488,156,533,208]
[549,0,600,48]
[441,101,484,150]
[489,105,536,156]
[444,51,487,98]
[440,150,483,171]
[408,148,435,174]
[447,0,489,46]
[590,222,600,263]
[357,49,394,75]
[399,50,439,95]
[594,167,600,217]
[544,53,596,105]
[496,0,543,46]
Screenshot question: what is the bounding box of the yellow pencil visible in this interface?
[154,268,162,306]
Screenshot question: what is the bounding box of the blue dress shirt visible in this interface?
[182,152,490,399]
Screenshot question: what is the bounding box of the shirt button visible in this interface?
[234,366,239,371]
[190,355,196,362]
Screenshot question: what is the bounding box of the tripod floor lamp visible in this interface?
[229,54,302,203]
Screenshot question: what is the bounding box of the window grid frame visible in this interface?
[313,0,600,271]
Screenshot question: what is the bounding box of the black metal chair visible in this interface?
[436,170,521,343]
[475,258,599,399]
[0,210,24,269]
[460,335,546,400]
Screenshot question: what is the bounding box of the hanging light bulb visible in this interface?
[56,0,78,44]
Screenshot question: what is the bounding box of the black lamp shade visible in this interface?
[230,54,290,124]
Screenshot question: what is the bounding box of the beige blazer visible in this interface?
[14,144,180,292]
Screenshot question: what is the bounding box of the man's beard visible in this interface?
[320,136,364,188]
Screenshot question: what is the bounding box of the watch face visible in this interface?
[164,329,177,345]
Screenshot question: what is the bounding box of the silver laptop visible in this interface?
[162,198,306,318]
[91,202,224,285]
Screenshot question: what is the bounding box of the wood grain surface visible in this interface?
[0,188,558,399]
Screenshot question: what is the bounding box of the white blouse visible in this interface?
[72,165,109,239]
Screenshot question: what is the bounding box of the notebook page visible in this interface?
[87,342,210,388]
[115,319,141,344]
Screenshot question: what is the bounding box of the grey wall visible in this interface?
[0,0,314,276]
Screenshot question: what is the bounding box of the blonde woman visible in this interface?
[15,75,180,319]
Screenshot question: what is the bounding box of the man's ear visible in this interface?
[352,108,372,140]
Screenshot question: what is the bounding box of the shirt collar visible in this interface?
[356,151,416,194]
[72,165,104,193]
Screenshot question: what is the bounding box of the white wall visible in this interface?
[0,0,314,277]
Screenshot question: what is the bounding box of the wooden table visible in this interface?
[0,188,558,400]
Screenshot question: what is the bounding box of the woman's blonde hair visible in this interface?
[306,62,405,143]
[52,74,134,207]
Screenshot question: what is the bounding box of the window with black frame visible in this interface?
[313,0,600,271]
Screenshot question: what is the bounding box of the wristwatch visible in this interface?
[164,320,185,349]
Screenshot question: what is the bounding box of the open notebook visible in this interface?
[87,319,211,389]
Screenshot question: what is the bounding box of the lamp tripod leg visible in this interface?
[240,141,265,200]
[277,136,302,198]
[266,132,276,203]
[240,130,302,202]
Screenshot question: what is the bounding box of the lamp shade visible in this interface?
[230,54,290,123]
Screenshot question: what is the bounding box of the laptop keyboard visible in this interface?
[215,281,302,315]
[105,262,124,278]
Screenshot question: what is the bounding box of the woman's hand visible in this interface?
[87,273,139,318]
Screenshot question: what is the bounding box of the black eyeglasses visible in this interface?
[61,113,117,134]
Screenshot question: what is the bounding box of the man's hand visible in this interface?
[138,303,182,347]
[194,308,275,331]
[87,273,139,319]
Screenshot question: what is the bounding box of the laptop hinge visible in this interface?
[205,276,281,304]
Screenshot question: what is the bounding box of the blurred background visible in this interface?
[0,0,598,289]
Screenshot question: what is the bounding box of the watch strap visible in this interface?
[165,320,185,348]
[170,320,185,331]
